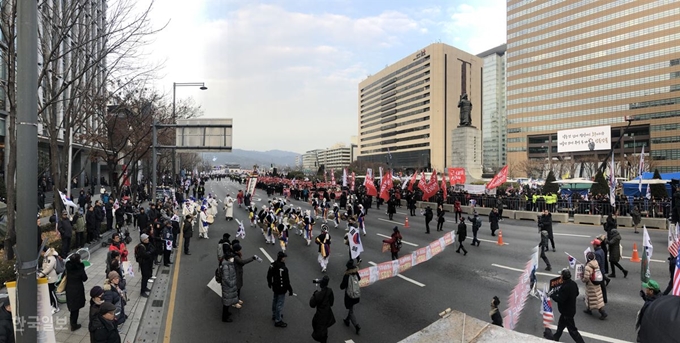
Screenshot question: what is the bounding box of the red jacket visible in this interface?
[382,231,402,253]
[109,242,129,261]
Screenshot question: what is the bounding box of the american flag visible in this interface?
[672,255,680,296]
[541,292,554,327]
[670,223,680,258]
[670,239,680,258]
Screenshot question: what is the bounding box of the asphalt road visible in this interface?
[166,179,671,343]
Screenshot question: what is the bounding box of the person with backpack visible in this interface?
[539,230,552,271]
[39,246,62,313]
[136,234,155,298]
[382,227,402,261]
[340,259,361,335]
[468,212,481,246]
[581,252,607,320]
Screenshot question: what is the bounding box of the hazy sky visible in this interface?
[141,0,506,154]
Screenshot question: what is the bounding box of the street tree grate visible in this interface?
[162,270,170,274]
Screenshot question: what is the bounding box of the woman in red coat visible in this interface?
[382,227,402,260]
[108,233,129,261]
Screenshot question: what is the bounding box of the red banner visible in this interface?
[441,174,447,200]
[398,255,413,274]
[448,167,466,185]
[421,169,440,200]
[331,169,335,186]
[486,165,509,190]
[379,172,393,201]
[364,169,378,196]
[417,172,426,192]
[350,172,355,191]
[377,261,395,280]
[407,171,417,192]
[429,239,444,257]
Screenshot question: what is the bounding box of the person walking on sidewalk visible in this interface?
[182,215,194,255]
[65,253,88,331]
[456,219,468,256]
[135,234,155,298]
[267,251,294,328]
[340,259,361,335]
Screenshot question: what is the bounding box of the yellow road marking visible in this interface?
[163,233,184,342]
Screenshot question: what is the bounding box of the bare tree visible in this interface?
[517,159,544,179]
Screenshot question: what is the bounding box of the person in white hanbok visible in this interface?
[208,195,219,218]
[224,195,235,221]
[199,206,210,239]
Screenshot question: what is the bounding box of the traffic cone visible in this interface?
[404,217,410,228]
[497,230,504,246]
[630,243,641,262]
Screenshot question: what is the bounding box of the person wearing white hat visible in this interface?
[315,225,331,273]
[199,206,210,239]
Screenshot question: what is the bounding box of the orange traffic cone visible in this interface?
[497,230,504,246]
[404,217,410,228]
[630,243,641,262]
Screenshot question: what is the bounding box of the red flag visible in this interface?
[448,167,466,185]
[418,172,427,192]
[422,169,440,200]
[486,165,509,190]
[364,169,378,196]
[441,174,448,200]
[331,169,335,186]
[407,171,418,192]
[350,172,356,191]
[379,172,393,201]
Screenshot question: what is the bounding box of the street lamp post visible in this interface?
[172,82,207,186]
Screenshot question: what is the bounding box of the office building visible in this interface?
[507,0,680,174]
[357,43,483,172]
[478,44,507,174]
[317,144,352,171]
[302,149,323,173]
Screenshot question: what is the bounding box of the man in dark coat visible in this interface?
[182,215,193,255]
[387,196,397,220]
[538,209,555,252]
[548,269,585,343]
[456,219,468,255]
[94,201,105,237]
[310,275,335,343]
[468,212,481,246]
[105,198,114,232]
[86,204,97,244]
[0,296,14,343]
[137,207,149,232]
[58,210,74,258]
[489,208,500,236]
[65,253,88,331]
[267,251,293,328]
[605,223,628,278]
[89,302,121,343]
[136,234,155,298]
[424,206,433,234]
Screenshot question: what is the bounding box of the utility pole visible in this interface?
[16,0,39,341]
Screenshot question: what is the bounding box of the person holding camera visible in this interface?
[310,275,335,343]
[267,251,293,328]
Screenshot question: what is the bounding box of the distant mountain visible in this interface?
[209,149,300,169]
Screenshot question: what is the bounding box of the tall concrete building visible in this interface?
[357,43,483,172]
[478,44,507,174]
[507,0,680,174]
[318,144,352,171]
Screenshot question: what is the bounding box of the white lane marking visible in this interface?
[369,261,426,287]
[546,324,632,343]
[377,218,405,225]
[376,233,418,247]
[259,248,274,263]
[622,255,665,263]
[466,237,509,245]
[491,263,558,278]
[553,233,590,238]
[345,340,355,343]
